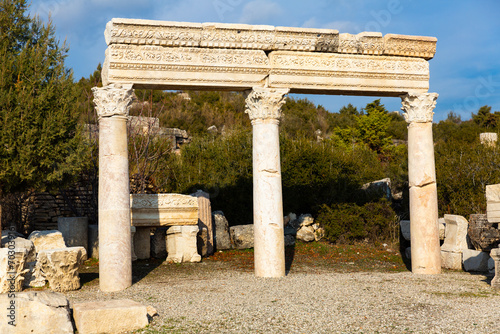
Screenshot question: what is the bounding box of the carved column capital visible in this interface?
[400,92,438,124]
[245,87,290,122]
[92,84,134,119]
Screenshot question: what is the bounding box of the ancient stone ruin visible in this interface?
[92,18,440,291]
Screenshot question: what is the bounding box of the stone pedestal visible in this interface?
[401,92,441,274]
[58,217,89,252]
[245,87,289,277]
[491,248,500,289]
[93,85,134,292]
[134,227,151,260]
[166,226,201,263]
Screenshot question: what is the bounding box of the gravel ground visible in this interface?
[65,260,500,334]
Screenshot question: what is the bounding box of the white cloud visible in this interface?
[239,0,283,24]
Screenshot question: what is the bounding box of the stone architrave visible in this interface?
[57,217,89,252]
[134,227,151,260]
[0,248,29,293]
[166,225,201,263]
[245,87,289,277]
[491,248,500,289]
[73,299,149,334]
[401,92,441,274]
[0,291,73,334]
[191,190,214,256]
[130,194,199,227]
[28,230,66,253]
[212,211,232,250]
[93,84,133,293]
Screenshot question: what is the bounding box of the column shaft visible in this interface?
[246,87,289,277]
[93,85,134,292]
[402,93,441,274]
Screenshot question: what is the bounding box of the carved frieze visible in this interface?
[201,23,275,50]
[245,87,290,121]
[275,26,339,52]
[384,34,437,60]
[130,194,199,227]
[268,51,429,95]
[400,93,438,123]
[92,84,134,118]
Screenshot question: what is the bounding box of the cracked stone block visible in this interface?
[28,230,66,253]
[37,246,86,292]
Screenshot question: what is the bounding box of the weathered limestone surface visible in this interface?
[490,248,500,289]
[37,247,87,292]
[486,184,500,223]
[166,225,201,263]
[1,236,36,262]
[230,225,254,249]
[28,230,66,253]
[192,190,214,256]
[134,227,151,259]
[93,84,133,292]
[246,87,288,278]
[213,211,231,250]
[130,193,199,227]
[402,93,441,275]
[73,299,149,334]
[0,248,29,293]
[103,19,435,95]
[0,291,73,334]
[462,249,490,272]
[57,216,89,251]
[441,215,469,270]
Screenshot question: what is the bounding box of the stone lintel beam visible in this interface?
[401,92,441,275]
[245,87,289,278]
[92,84,134,292]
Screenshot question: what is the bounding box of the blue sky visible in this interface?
[30,0,500,121]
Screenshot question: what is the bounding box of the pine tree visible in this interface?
[0,0,84,195]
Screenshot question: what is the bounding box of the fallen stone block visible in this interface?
[441,215,468,253]
[166,225,201,263]
[0,291,73,334]
[438,218,446,241]
[489,257,495,274]
[400,220,410,241]
[284,234,295,246]
[441,250,462,270]
[213,211,231,250]
[0,248,29,293]
[462,249,490,272]
[296,225,315,242]
[57,216,88,252]
[230,225,254,249]
[28,230,66,253]
[73,299,149,334]
[1,235,36,262]
[37,246,86,292]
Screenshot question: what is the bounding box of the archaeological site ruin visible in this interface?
[92,18,441,292]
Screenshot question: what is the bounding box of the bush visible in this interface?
[316,199,398,244]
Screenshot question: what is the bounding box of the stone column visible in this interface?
[92,84,134,292]
[245,87,289,277]
[401,92,441,274]
[491,248,500,289]
[191,190,213,256]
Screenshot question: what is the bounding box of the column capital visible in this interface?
[92,84,134,119]
[400,92,438,124]
[245,87,290,122]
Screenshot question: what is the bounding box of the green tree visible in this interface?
[357,99,392,153]
[0,1,83,194]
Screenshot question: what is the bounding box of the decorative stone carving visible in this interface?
[0,248,29,293]
[274,26,338,52]
[383,34,437,60]
[92,84,134,118]
[486,184,500,223]
[37,247,87,292]
[130,194,199,227]
[245,87,289,121]
[490,248,500,289]
[28,230,66,253]
[201,22,275,49]
[269,52,429,95]
[166,226,201,263]
[400,93,438,123]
